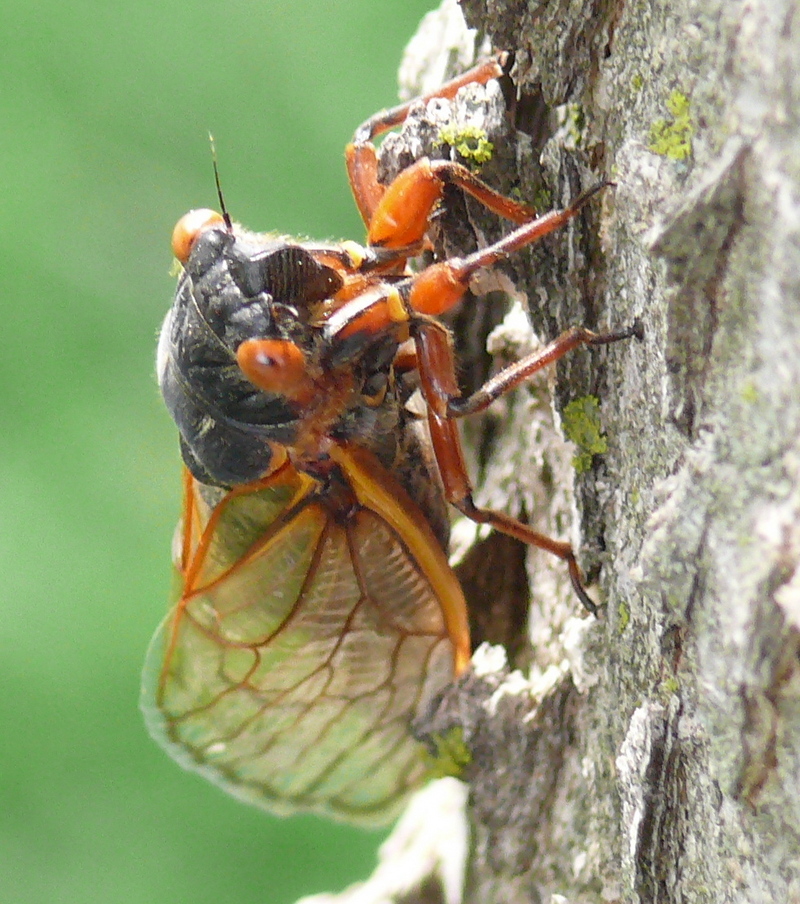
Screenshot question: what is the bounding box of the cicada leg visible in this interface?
[339,64,639,609]
[322,182,640,609]
[410,316,642,614]
[345,54,515,229]
[390,183,640,613]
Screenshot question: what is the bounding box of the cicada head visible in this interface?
[158,212,343,486]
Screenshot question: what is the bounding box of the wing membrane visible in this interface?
[142,465,456,826]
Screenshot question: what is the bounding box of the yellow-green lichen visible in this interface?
[737,532,755,549]
[562,396,607,473]
[436,125,494,166]
[740,379,759,404]
[631,73,644,91]
[666,593,683,613]
[661,676,680,697]
[648,91,692,160]
[531,185,552,212]
[617,601,630,633]
[422,726,472,780]
[563,103,586,147]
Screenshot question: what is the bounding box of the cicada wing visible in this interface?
[141,470,456,826]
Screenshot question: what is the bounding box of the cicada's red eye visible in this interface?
[171,208,225,264]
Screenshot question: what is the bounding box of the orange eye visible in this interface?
[171,208,225,264]
[237,338,315,405]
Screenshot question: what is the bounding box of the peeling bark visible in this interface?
[299,0,800,901]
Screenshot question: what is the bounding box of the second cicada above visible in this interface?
[141,53,639,826]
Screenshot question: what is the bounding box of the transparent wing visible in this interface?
[141,466,456,826]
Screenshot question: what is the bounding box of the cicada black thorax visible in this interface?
[158,222,449,547]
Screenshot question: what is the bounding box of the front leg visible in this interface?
[345,55,509,228]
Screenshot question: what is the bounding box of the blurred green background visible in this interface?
[1,1,436,902]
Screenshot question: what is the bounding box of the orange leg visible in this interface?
[415,317,643,420]
[325,186,619,360]
[365,159,537,249]
[332,54,634,610]
[346,55,509,228]
[411,317,641,615]
[405,183,610,317]
[320,178,635,610]
[398,186,635,613]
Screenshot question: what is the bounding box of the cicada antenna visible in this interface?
[209,133,233,231]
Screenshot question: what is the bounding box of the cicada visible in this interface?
[141,54,637,826]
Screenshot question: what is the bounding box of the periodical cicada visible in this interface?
[141,54,638,826]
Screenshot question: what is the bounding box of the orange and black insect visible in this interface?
[141,54,638,826]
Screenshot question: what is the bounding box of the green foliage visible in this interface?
[648,90,693,160]
[2,1,434,902]
[562,396,608,473]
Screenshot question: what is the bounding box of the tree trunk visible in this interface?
[300,0,800,901]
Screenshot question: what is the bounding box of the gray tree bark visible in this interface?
[300,0,800,902]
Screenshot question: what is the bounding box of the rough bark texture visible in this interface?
[299,0,800,902]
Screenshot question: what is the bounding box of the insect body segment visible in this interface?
[144,55,637,825]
